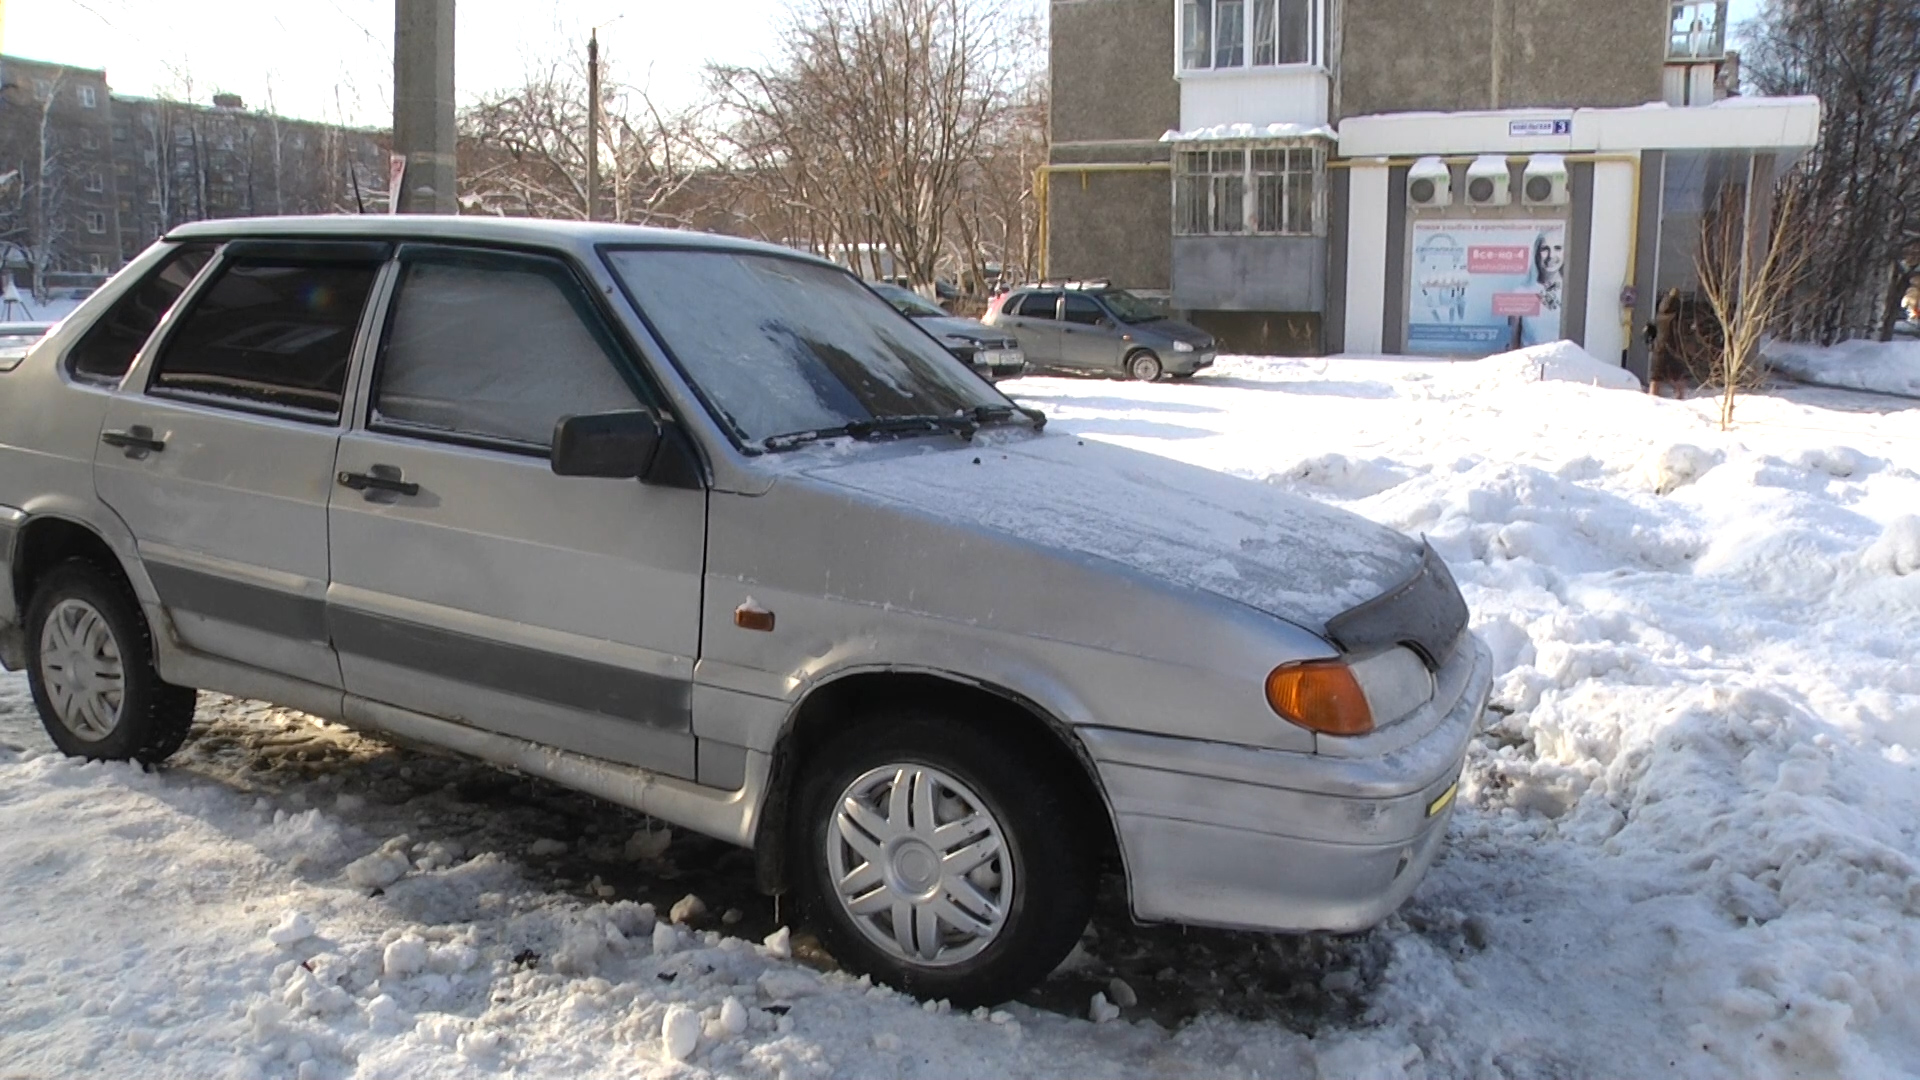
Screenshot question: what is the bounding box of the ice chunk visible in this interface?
[345,837,412,889]
[761,926,792,959]
[267,912,315,947]
[382,935,428,979]
[670,894,707,925]
[1106,977,1137,1008]
[718,996,748,1037]
[1864,516,1920,576]
[528,838,568,857]
[1088,991,1120,1023]
[661,1004,700,1061]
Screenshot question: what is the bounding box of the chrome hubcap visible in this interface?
[827,764,1013,967]
[38,598,125,741]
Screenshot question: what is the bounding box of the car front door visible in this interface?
[1002,290,1063,367]
[93,240,388,688]
[1059,294,1122,373]
[325,244,706,779]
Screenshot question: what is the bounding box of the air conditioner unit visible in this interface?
[1465,155,1512,207]
[1523,154,1571,206]
[1408,157,1452,208]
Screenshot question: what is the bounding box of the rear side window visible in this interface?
[150,261,379,418]
[1013,291,1060,320]
[67,242,215,382]
[1063,295,1105,326]
[371,253,642,450]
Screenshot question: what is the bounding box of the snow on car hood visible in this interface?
[802,432,1423,628]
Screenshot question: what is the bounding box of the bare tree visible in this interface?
[1745,0,1920,344]
[458,60,713,226]
[708,0,1038,291]
[27,70,72,303]
[1694,182,1811,428]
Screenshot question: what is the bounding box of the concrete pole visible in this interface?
[587,30,600,222]
[393,0,457,214]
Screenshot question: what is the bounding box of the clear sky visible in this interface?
[4,0,1767,129]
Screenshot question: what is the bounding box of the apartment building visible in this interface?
[1045,0,1819,377]
[1,53,386,291]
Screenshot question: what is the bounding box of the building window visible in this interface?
[33,79,53,101]
[86,171,105,193]
[84,130,101,150]
[1669,1,1727,59]
[79,85,98,108]
[89,255,108,275]
[86,212,107,234]
[1176,144,1323,236]
[1182,0,1319,71]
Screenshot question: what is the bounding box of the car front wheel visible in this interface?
[794,712,1096,1006]
[1127,351,1163,382]
[26,560,197,763]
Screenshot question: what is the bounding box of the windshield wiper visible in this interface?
[970,404,1047,430]
[762,414,979,452]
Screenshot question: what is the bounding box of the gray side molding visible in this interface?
[343,695,769,848]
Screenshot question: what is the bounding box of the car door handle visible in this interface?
[337,467,419,498]
[101,426,165,456]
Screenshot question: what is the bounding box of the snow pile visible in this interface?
[1766,337,1920,398]
[1453,339,1644,391]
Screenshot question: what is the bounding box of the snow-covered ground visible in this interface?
[1767,336,1920,399]
[3,343,1918,1079]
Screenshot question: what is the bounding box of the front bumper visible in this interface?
[0,505,25,670]
[1081,633,1492,933]
[1170,351,1216,375]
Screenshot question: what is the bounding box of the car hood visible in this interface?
[915,314,1017,348]
[800,433,1423,630]
[1139,319,1215,348]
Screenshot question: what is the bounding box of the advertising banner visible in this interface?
[1408,219,1567,356]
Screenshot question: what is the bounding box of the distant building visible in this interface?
[1046,0,1819,378]
[0,53,387,295]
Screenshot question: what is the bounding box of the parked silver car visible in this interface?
[868,282,1027,382]
[984,283,1218,381]
[0,218,1488,1005]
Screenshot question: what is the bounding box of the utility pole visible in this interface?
[393,0,457,213]
[587,28,600,222]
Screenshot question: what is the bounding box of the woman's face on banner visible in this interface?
[1537,236,1565,276]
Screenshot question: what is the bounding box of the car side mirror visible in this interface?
[1098,317,1116,329]
[551,410,661,479]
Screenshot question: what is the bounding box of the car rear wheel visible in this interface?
[1127,351,1163,382]
[793,711,1096,1006]
[26,560,197,763]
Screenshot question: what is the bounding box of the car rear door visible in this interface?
[1059,294,1123,373]
[999,290,1063,366]
[325,244,707,779]
[93,240,388,689]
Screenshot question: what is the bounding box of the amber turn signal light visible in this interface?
[1265,661,1374,736]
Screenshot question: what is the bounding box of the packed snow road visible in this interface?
[3,346,1917,1079]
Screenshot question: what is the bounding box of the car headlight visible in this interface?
[1265,647,1433,737]
[1172,340,1195,353]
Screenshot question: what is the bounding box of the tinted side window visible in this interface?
[1015,291,1061,320]
[1063,295,1105,326]
[67,242,215,382]
[372,256,641,449]
[151,261,378,417]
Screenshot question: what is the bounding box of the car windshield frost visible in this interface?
[606,249,1009,450]
[1098,289,1165,324]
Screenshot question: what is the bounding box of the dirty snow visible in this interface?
[1767,337,1920,399]
[3,347,1919,1078]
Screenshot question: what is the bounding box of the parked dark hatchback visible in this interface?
[870,283,1027,382]
[984,285,1216,382]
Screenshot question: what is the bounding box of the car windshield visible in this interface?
[1097,289,1165,324]
[872,284,948,320]
[606,248,1010,449]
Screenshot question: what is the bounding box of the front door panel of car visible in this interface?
[325,246,706,778]
[1059,295,1120,372]
[94,249,386,688]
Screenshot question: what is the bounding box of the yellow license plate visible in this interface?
[1427,778,1460,818]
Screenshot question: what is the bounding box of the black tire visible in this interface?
[792,711,1097,1006]
[1127,350,1163,382]
[25,559,197,763]
[1170,372,1195,381]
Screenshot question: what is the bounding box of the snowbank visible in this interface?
[1766,337,1920,398]
[1453,340,1644,391]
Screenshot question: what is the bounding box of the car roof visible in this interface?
[163,214,841,270]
